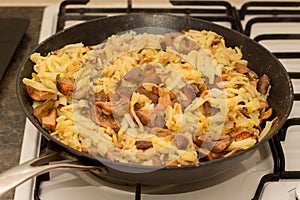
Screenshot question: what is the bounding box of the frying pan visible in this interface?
[0,13,293,196]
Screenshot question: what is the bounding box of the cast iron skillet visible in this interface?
[0,14,293,196]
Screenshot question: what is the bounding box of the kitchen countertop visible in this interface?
[0,6,44,200]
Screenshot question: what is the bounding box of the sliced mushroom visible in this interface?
[231,130,254,142]
[136,86,159,104]
[211,136,232,153]
[150,106,166,128]
[196,147,214,161]
[41,108,57,131]
[136,109,151,125]
[191,83,206,97]
[173,135,189,150]
[259,100,269,110]
[178,37,201,54]
[257,74,270,95]
[56,74,75,96]
[135,140,153,150]
[123,67,145,84]
[149,127,171,137]
[211,37,222,46]
[142,73,162,85]
[111,99,130,116]
[33,98,56,123]
[96,101,112,113]
[194,134,232,153]
[92,105,120,132]
[157,93,173,109]
[260,108,273,121]
[26,85,56,101]
[210,152,224,159]
[94,90,108,102]
[204,75,222,89]
[235,63,251,74]
[194,135,206,148]
[181,85,197,107]
[116,86,136,99]
[203,101,220,116]
[160,32,181,50]
[144,64,156,74]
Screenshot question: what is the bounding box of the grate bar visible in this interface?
[244,17,300,36]
[240,1,300,19]
[251,173,280,200]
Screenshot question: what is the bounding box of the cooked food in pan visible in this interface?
[23,29,276,166]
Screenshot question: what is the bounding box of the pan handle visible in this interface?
[0,152,107,197]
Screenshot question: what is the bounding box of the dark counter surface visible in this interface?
[0,7,44,200]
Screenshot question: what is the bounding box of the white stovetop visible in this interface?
[13,1,300,200]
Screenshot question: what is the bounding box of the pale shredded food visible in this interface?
[23,29,277,166]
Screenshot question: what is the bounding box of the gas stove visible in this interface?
[14,1,300,200]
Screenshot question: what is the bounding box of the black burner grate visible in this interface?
[56,0,243,32]
[241,2,300,199]
[252,119,300,200]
